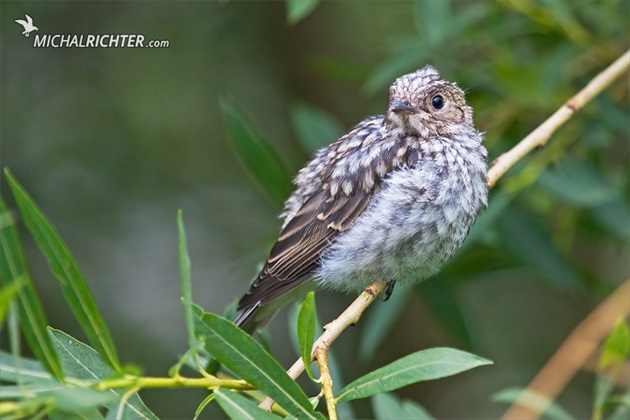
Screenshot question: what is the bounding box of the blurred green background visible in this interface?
[1,0,628,418]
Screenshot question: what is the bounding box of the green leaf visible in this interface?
[45,387,116,414]
[177,210,197,349]
[297,292,317,381]
[286,0,321,25]
[1,382,65,398]
[287,303,356,419]
[5,169,120,371]
[337,347,491,403]
[47,328,158,420]
[214,388,280,420]
[492,387,576,420]
[0,350,53,383]
[194,393,215,420]
[193,309,316,417]
[48,328,116,380]
[600,318,630,370]
[220,98,292,206]
[359,284,412,362]
[0,194,64,380]
[372,393,434,420]
[290,103,344,153]
[0,277,24,326]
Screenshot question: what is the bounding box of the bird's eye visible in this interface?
[432,95,444,110]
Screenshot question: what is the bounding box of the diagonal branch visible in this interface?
[488,49,630,187]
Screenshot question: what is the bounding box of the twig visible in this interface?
[259,281,386,410]
[94,374,253,392]
[315,347,337,420]
[502,280,630,419]
[487,49,630,188]
[261,49,630,412]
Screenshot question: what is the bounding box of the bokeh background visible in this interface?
[1,1,628,418]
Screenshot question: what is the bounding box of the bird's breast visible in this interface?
[317,138,487,293]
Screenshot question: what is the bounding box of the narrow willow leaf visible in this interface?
[337,347,491,403]
[0,350,53,383]
[220,98,292,206]
[359,284,412,362]
[0,382,65,398]
[214,388,280,420]
[177,210,197,349]
[193,393,215,420]
[0,277,24,326]
[193,310,316,417]
[297,292,317,381]
[286,0,321,24]
[600,318,630,370]
[50,407,104,420]
[492,387,576,420]
[0,194,64,380]
[372,393,434,420]
[594,321,630,416]
[5,170,120,371]
[45,387,117,413]
[48,328,158,420]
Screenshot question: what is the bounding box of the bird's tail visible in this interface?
[234,280,316,334]
[234,301,278,334]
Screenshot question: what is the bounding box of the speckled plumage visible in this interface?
[235,66,488,332]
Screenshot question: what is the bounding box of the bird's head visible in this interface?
[384,66,474,138]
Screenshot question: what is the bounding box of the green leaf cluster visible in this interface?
[1,169,491,418]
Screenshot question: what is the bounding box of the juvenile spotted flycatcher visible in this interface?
[235,66,488,332]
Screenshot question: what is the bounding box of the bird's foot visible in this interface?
[384,280,396,301]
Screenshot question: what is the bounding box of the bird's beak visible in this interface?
[390,101,417,114]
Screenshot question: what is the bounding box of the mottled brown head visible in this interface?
[384,66,473,138]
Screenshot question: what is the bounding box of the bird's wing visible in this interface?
[236,186,374,311]
[25,15,33,25]
[15,19,27,27]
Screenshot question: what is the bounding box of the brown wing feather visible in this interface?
[237,188,373,311]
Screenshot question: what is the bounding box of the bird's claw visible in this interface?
[384,280,396,301]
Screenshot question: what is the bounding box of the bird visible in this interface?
[235,66,488,333]
[15,14,38,37]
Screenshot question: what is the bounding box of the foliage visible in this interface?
[0,171,490,418]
